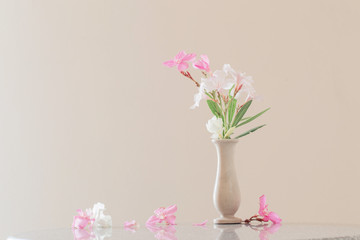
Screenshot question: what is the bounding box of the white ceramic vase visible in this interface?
[212,139,242,224]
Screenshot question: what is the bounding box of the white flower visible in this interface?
[206,116,224,139]
[223,63,256,101]
[222,64,237,79]
[190,82,206,109]
[202,68,236,93]
[91,203,112,228]
[236,72,256,101]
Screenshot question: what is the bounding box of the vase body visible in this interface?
[212,139,242,224]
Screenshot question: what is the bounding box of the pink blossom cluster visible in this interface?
[163,51,210,73]
[258,195,282,224]
[146,204,177,225]
[244,195,282,225]
[72,209,94,230]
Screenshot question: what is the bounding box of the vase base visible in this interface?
[214,216,242,224]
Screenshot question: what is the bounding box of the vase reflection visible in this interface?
[214,223,281,240]
[214,224,241,240]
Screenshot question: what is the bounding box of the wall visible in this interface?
[1,0,360,238]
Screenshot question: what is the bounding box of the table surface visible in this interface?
[7,223,360,240]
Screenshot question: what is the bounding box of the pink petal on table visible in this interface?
[259,195,266,212]
[193,219,208,226]
[72,216,90,229]
[154,207,165,216]
[268,212,282,224]
[165,215,176,225]
[125,227,137,233]
[124,220,137,228]
[258,195,269,217]
[164,205,177,215]
[146,214,160,225]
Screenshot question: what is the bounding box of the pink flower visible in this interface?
[258,195,282,224]
[163,51,196,71]
[259,195,268,217]
[124,220,137,228]
[72,209,94,229]
[124,220,138,232]
[146,204,177,225]
[192,219,208,226]
[267,212,282,224]
[193,55,210,72]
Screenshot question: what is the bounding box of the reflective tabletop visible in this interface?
[8,223,360,240]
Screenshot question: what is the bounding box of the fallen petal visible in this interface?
[164,205,177,215]
[124,220,137,228]
[165,215,176,225]
[268,212,282,224]
[193,219,208,226]
[146,215,160,225]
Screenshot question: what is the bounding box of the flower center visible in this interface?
[155,208,166,220]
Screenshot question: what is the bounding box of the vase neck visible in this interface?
[212,140,239,163]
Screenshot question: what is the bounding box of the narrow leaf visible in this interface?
[235,125,266,139]
[236,107,270,128]
[204,91,214,100]
[232,100,252,127]
[239,116,251,122]
[207,100,221,118]
[228,84,235,97]
[227,99,237,123]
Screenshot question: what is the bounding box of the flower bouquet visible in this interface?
[164,51,270,139]
[164,51,270,224]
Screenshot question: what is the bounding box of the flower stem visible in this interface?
[243,215,266,224]
[180,71,200,87]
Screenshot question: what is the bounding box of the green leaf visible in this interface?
[239,116,251,122]
[235,125,266,139]
[207,100,221,118]
[236,107,270,128]
[224,127,235,139]
[204,92,214,100]
[232,100,252,127]
[227,99,237,123]
[228,84,235,97]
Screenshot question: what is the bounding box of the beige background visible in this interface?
[1,0,360,238]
